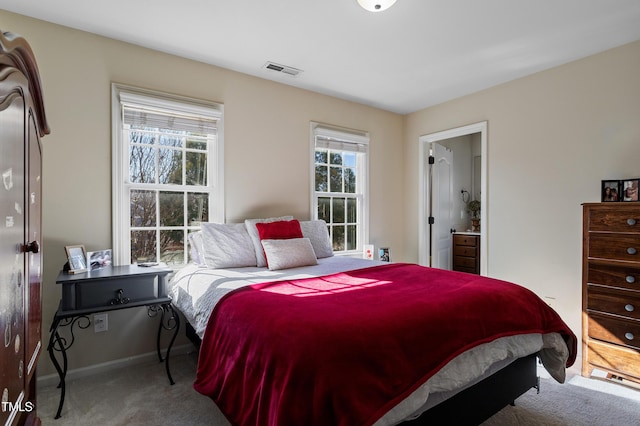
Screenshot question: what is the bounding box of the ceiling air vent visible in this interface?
[263,61,302,77]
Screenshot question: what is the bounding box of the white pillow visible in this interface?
[188,231,204,265]
[300,220,334,258]
[201,223,257,268]
[261,238,318,271]
[244,216,294,267]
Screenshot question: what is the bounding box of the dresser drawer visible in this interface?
[587,339,640,380]
[454,256,477,269]
[588,234,640,262]
[587,264,640,291]
[453,235,477,247]
[588,315,640,350]
[453,266,477,274]
[454,245,477,257]
[587,288,640,321]
[588,207,640,233]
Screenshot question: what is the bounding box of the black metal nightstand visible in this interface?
[47,265,179,419]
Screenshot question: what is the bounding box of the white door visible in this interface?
[430,143,453,270]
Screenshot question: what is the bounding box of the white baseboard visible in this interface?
[37,343,194,387]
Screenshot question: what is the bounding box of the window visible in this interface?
[112,84,223,266]
[311,123,369,254]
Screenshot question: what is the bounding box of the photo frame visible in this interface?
[379,247,391,262]
[601,180,621,202]
[622,179,640,202]
[87,249,112,270]
[64,245,88,274]
[363,244,375,260]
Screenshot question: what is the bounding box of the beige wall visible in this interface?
[1,11,404,376]
[403,40,640,342]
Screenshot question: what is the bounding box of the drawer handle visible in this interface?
[628,218,637,226]
[625,304,635,312]
[110,288,130,305]
[627,247,637,255]
[627,275,636,284]
[625,332,635,341]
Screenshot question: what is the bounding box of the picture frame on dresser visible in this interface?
[601,180,621,202]
[622,179,639,202]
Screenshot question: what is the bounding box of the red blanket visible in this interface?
[194,263,576,426]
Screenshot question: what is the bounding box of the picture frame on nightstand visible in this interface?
[87,248,112,270]
[64,244,88,274]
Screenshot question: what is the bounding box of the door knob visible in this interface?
[24,241,39,253]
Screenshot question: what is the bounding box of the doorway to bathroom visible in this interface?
[418,121,487,275]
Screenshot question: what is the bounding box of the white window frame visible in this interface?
[310,122,369,255]
[111,83,224,266]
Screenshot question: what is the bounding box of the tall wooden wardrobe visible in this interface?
[0,30,50,425]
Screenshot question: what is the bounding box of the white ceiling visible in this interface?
[2,0,640,114]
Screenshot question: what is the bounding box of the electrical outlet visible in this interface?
[94,313,108,333]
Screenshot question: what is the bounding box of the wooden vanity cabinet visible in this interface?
[452,233,480,275]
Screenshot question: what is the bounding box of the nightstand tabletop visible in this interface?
[56,264,172,283]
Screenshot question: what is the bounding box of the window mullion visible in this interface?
[155,190,161,263]
[183,191,188,261]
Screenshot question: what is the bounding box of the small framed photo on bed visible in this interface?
[601,180,621,202]
[621,179,639,202]
[64,244,88,274]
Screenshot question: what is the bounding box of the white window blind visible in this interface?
[123,106,218,135]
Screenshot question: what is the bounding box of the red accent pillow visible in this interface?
[256,219,303,241]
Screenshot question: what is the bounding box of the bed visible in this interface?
[169,218,577,425]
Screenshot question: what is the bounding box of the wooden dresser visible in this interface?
[0,30,49,425]
[452,233,480,275]
[582,203,640,384]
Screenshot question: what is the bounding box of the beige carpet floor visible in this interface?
[38,353,640,425]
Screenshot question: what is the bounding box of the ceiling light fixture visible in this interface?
[357,0,397,12]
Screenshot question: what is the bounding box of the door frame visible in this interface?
[418,121,488,275]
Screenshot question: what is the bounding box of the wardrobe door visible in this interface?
[0,81,26,426]
[25,111,43,401]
